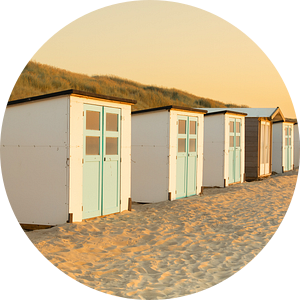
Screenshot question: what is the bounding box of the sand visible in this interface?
[26,169,298,299]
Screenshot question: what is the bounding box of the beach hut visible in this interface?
[209,107,285,180]
[1,89,136,229]
[202,109,247,187]
[131,106,207,203]
[272,118,296,173]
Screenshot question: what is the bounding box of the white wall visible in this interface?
[131,110,170,203]
[69,96,132,220]
[1,96,69,225]
[203,114,225,187]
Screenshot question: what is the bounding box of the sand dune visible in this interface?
[26,169,298,299]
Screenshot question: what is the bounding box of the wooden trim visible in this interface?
[128,198,132,211]
[20,224,53,231]
[258,120,261,175]
[224,179,227,187]
[269,123,273,174]
[228,181,241,186]
[67,213,73,223]
[201,186,204,194]
[168,192,172,201]
[132,105,207,115]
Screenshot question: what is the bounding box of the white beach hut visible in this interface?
[212,107,285,180]
[1,89,136,229]
[272,119,296,173]
[202,109,247,187]
[131,106,207,203]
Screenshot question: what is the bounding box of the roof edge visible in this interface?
[7,89,137,106]
[132,105,207,115]
[205,110,247,117]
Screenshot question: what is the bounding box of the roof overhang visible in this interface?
[132,105,207,115]
[7,89,137,106]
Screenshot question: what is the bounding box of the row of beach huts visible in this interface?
[1,89,299,229]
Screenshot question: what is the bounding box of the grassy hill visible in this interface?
[9,61,248,111]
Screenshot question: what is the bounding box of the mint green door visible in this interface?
[102,107,121,215]
[176,116,197,199]
[228,118,241,184]
[83,104,103,219]
[176,116,188,198]
[284,125,292,171]
[187,117,198,196]
[82,104,121,219]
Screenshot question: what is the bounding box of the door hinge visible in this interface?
[82,158,84,164]
[82,206,83,211]
[176,121,178,125]
[83,111,84,116]
[175,190,177,194]
[120,157,122,162]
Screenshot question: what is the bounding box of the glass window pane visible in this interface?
[230,136,234,147]
[86,111,100,130]
[189,139,196,152]
[285,138,288,146]
[106,137,118,155]
[106,113,118,132]
[178,138,186,152]
[236,136,240,147]
[190,121,196,134]
[236,122,240,133]
[178,120,186,134]
[86,136,100,155]
[289,127,292,136]
[285,127,288,136]
[230,121,234,133]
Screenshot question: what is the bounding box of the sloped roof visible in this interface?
[202,107,285,121]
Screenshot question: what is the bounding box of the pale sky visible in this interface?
[31,1,296,117]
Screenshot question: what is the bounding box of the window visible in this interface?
[178,120,186,134]
[106,137,118,155]
[190,121,196,134]
[86,111,100,130]
[106,113,118,131]
[86,137,100,155]
[178,138,186,152]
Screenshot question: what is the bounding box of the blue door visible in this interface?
[228,118,241,184]
[176,116,198,199]
[82,104,121,219]
[284,125,292,171]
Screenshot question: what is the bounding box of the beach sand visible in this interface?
[26,169,298,299]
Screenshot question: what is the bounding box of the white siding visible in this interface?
[1,97,69,225]
[131,110,169,203]
[203,114,225,187]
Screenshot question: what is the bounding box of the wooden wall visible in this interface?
[245,118,259,180]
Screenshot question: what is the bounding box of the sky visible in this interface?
[29,1,297,118]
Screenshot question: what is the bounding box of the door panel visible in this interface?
[176,116,198,198]
[83,104,121,219]
[284,125,292,171]
[228,118,241,184]
[102,107,121,215]
[83,104,102,219]
[187,117,197,196]
[176,116,188,198]
[260,122,271,176]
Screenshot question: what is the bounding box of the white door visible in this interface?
[260,121,270,176]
